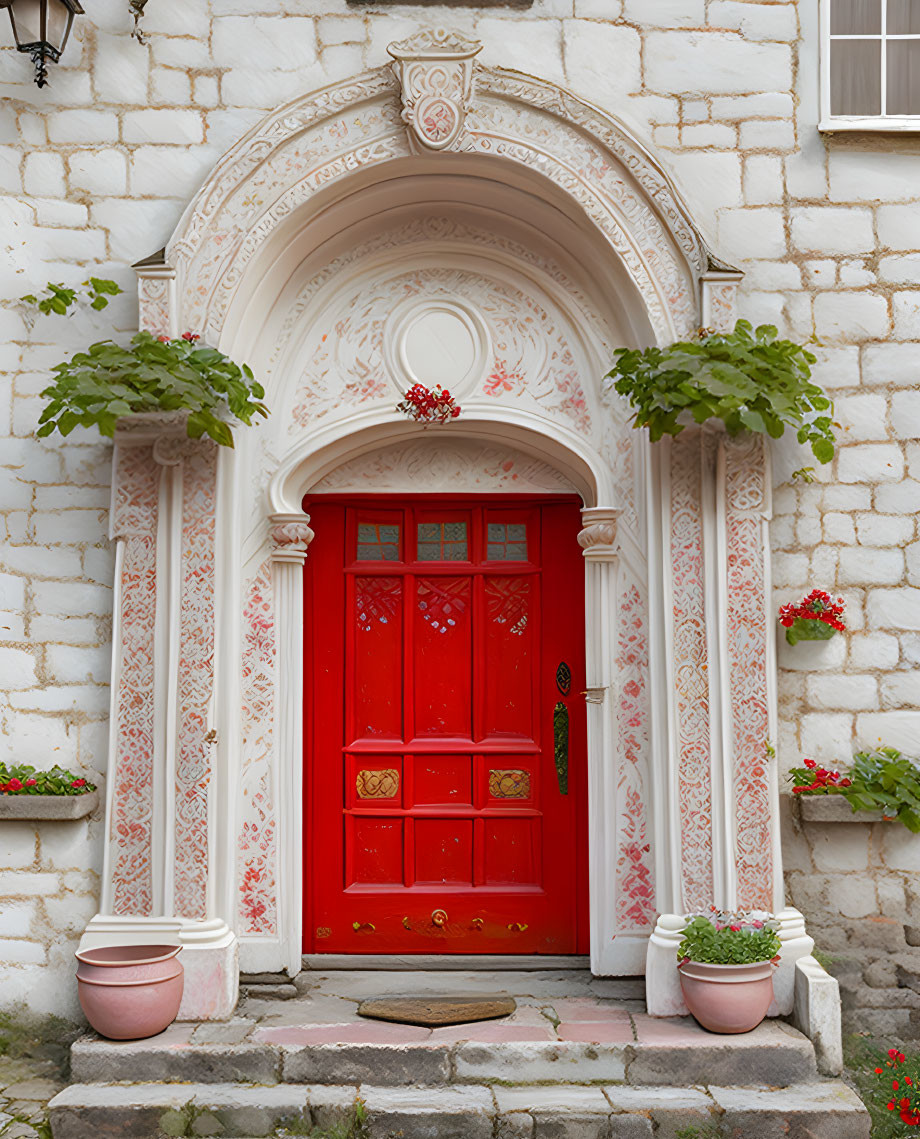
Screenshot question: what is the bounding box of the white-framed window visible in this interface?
[820,0,920,130]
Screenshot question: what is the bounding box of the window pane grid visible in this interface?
[486,522,529,562]
[357,523,401,561]
[416,521,469,562]
[829,0,920,116]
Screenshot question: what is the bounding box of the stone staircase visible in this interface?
[48,969,870,1138]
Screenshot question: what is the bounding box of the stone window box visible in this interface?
[0,790,99,821]
[797,795,888,824]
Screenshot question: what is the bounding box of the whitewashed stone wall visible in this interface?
[0,0,917,1020]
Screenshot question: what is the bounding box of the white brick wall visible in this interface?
[0,0,918,1021]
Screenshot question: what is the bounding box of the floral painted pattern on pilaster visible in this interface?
[238,560,279,935]
[670,432,713,911]
[615,580,655,930]
[137,275,172,338]
[110,444,159,916]
[724,434,772,911]
[173,443,217,921]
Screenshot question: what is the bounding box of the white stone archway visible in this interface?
[80,31,795,1018]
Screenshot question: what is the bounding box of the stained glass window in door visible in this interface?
[487,522,528,561]
[417,521,468,561]
[357,522,400,561]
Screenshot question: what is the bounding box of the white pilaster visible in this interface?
[579,508,645,974]
[85,416,237,1021]
[269,513,315,976]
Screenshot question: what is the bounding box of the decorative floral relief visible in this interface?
[725,435,773,911]
[615,581,656,931]
[312,439,576,496]
[485,576,530,636]
[356,577,402,632]
[489,769,531,799]
[417,577,468,634]
[289,266,591,435]
[238,560,278,936]
[173,444,217,921]
[110,444,159,917]
[670,432,714,912]
[356,768,400,799]
[171,71,701,345]
[271,216,603,375]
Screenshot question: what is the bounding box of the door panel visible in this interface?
[305,496,587,954]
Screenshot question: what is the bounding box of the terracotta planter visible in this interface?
[678,959,776,1034]
[75,944,184,1040]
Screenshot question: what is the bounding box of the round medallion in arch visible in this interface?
[386,298,491,399]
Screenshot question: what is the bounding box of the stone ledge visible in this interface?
[47,1080,870,1139]
[797,795,888,823]
[0,790,99,821]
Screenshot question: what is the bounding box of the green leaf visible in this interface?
[811,437,835,464]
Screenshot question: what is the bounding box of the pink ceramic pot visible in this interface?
[75,944,184,1040]
[678,959,775,1034]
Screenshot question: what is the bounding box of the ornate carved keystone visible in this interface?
[387,28,483,153]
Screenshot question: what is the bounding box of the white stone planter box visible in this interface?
[0,790,99,821]
[797,795,888,824]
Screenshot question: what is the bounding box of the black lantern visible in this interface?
[0,0,84,87]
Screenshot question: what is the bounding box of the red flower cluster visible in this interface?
[0,777,84,793]
[779,589,846,632]
[156,332,200,344]
[792,757,852,795]
[878,1049,920,1125]
[397,383,461,425]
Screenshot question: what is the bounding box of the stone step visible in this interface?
[48,1079,870,1139]
[69,1016,817,1088]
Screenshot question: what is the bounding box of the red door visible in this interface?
[304,496,588,954]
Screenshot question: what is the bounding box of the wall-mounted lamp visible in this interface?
[0,0,84,87]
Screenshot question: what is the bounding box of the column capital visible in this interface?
[270,512,315,564]
[578,506,620,562]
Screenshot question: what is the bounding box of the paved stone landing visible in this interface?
[49,969,870,1138]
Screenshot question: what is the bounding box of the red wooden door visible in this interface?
[304,496,588,954]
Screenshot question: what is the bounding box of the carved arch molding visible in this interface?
[89,28,782,1006]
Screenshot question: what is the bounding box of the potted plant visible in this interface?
[23,279,268,448]
[790,747,920,831]
[0,763,98,821]
[607,320,836,464]
[677,910,782,1034]
[779,589,846,645]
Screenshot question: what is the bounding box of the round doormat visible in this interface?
[357,995,516,1027]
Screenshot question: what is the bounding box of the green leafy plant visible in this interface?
[22,278,122,315]
[846,1041,920,1136]
[608,320,835,464]
[0,762,96,796]
[36,331,268,448]
[677,912,781,966]
[23,280,268,448]
[790,747,920,832]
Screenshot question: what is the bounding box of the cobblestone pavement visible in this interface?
[0,1014,76,1139]
[0,1055,63,1138]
